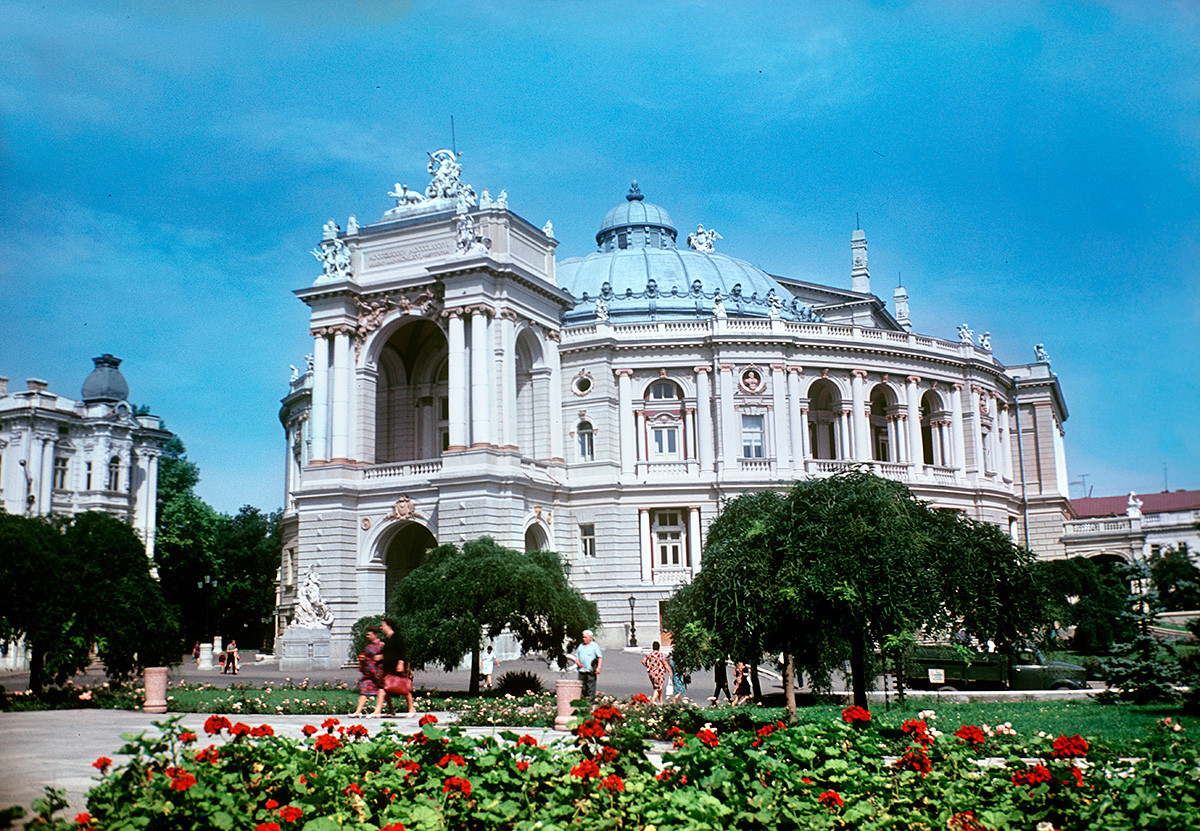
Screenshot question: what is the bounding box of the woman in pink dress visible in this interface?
[642,641,672,704]
[350,626,384,717]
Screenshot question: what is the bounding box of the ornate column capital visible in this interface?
[614,368,634,378]
[788,366,805,376]
[851,369,869,380]
[442,307,465,320]
[907,375,922,385]
[717,363,735,373]
[693,365,711,375]
[499,308,520,322]
[770,363,787,372]
[544,328,562,343]
[953,382,964,392]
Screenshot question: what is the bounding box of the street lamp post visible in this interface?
[627,595,637,648]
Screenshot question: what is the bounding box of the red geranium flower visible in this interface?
[442,776,471,797]
[894,746,933,776]
[346,724,369,739]
[170,771,198,791]
[629,693,649,704]
[598,746,619,764]
[179,731,197,744]
[599,774,624,792]
[279,806,303,823]
[265,799,279,809]
[74,813,92,825]
[516,760,530,771]
[1052,734,1089,758]
[818,790,844,809]
[92,757,113,773]
[842,706,871,725]
[230,722,252,738]
[1070,766,1086,788]
[516,734,539,747]
[1011,763,1053,787]
[954,725,987,748]
[321,717,340,731]
[380,824,406,831]
[396,758,421,776]
[947,810,990,831]
[592,704,623,721]
[571,759,601,779]
[342,783,363,796]
[576,719,606,739]
[696,728,719,748]
[437,753,466,768]
[203,715,232,735]
[314,733,342,752]
[655,768,688,785]
[250,724,275,738]
[418,713,438,726]
[256,824,281,831]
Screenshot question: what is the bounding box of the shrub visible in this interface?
[347,614,385,663]
[495,669,544,696]
[1098,632,1181,704]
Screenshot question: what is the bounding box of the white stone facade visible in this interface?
[278,153,1073,654]
[0,356,171,669]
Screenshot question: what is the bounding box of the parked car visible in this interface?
[904,644,1087,691]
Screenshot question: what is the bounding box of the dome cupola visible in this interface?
[81,354,129,403]
[595,182,677,251]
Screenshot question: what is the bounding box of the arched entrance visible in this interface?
[375,319,449,463]
[384,522,437,610]
[525,523,549,552]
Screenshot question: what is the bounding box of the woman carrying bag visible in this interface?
[372,617,415,717]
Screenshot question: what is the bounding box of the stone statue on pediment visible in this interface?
[312,235,352,282]
[1034,343,1050,363]
[346,216,359,235]
[957,323,974,345]
[322,219,340,240]
[293,565,334,629]
[687,225,721,252]
[980,331,992,352]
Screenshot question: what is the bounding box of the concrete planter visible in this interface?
[554,677,583,731]
[143,666,169,714]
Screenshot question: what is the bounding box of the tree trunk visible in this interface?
[850,630,868,710]
[28,641,45,695]
[468,642,481,695]
[750,662,761,701]
[783,651,797,724]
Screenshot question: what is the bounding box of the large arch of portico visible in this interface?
[806,377,846,460]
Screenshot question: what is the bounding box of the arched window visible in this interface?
[107,456,121,491]
[577,421,594,461]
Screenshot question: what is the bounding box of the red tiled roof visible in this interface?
[1072,489,1200,518]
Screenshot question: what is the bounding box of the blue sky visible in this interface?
[2,0,1197,514]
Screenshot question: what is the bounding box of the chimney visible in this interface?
[851,229,870,294]
[27,379,49,393]
[0,376,7,396]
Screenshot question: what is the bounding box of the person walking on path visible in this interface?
[572,629,603,700]
[481,645,500,689]
[732,661,752,704]
[373,617,415,718]
[350,626,385,717]
[669,652,689,702]
[710,658,733,704]
[641,641,671,704]
[221,640,239,675]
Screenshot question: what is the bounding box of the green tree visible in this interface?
[1034,556,1136,653]
[1149,545,1200,612]
[0,512,178,692]
[211,506,282,648]
[154,491,221,645]
[667,470,1045,715]
[388,537,598,694]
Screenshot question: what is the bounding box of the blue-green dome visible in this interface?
[81,354,129,403]
[561,188,822,325]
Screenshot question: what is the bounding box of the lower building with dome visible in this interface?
[276,151,1073,659]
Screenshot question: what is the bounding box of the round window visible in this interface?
[573,374,593,395]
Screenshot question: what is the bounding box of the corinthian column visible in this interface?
[616,369,634,475]
[906,376,922,467]
[446,310,467,451]
[951,383,966,473]
[695,366,714,472]
[469,308,492,447]
[311,334,329,461]
[545,328,564,461]
[850,370,869,461]
[331,329,351,461]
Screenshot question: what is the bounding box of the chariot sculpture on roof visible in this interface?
[426,149,477,206]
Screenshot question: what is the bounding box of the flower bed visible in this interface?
[14,702,1200,830]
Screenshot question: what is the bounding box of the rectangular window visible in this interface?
[741,414,764,458]
[577,426,594,460]
[652,509,687,567]
[53,457,68,490]
[651,426,678,457]
[85,461,92,490]
[108,459,120,491]
[580,524,596,558]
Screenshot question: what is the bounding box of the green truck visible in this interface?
[904,644,1087,691]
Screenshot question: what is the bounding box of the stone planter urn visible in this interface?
[143,666,169,714]
[554,677,583,731]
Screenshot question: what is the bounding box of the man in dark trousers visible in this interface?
[711,658,733,704]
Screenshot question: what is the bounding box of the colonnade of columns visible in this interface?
[611,364,1013,483]
[309,307,563,464]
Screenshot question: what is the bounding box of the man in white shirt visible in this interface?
[572,629,603,700]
